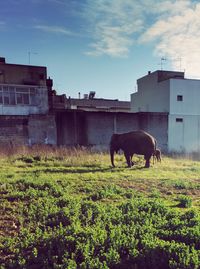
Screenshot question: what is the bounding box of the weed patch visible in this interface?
[0,147,199,268]
[177,195,193,208]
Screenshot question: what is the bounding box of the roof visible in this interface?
[69,98,130,109]
[138,70,185,83]
[0,57,46,69]
[52,96,131,112]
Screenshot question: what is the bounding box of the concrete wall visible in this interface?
[28,114,57,145]
[131,72,170,113]
[56,111,139,149]
[137,113,168,151]
[168,79,200,152]
[85,112,139,150]
[86,112,114,149]
[134,75,200,153]
[170,79,200,115]
[56,111,87,146]
[0,110,167,152]
[115,113,139,133]
[131,71,200,153]
[56,110,167,152]
[168,115,200,153]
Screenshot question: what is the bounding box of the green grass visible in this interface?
[0,146,199,268]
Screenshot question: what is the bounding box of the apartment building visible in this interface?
[131,70,200,153]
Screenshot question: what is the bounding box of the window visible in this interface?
[3,87,9,104]
[177,95,183,101]
[176,118,183,122]
[23,94,29,104]
[30,88,37,105]
[9,87,16,105]
[16,92,23,104]
[0,86,38,106]
[2,86,16,105]
[16,88,29,105]
[0,91,2,104]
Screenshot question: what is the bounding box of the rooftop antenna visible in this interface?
[173,56,182,71]
[159,57,167,70]
[28,51,38,64]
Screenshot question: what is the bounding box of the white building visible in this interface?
[131,70,200,153]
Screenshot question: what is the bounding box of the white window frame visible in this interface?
[0,85,37,106]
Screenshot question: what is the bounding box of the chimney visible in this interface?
[84,94,88,99]
[148,71,151,75]
[89,91,96,99]
[0,57,6,64]
[46,77,53,90]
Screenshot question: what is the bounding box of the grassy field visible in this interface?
[0,146,199,268]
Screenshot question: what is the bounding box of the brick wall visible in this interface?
[0,116,28,145]
[0,114,57,146]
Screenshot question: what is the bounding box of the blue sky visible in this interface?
[0,0,199,100]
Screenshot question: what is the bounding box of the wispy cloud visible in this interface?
[83,0,200,77]
[140,1,200,77]
[34,25,76,36]
[84,0,144,57]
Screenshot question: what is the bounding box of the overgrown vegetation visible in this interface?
[0,145,199,268]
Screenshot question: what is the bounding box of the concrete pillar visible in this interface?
[113,113,117,133]
[73,111,78,145]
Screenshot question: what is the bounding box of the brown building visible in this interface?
[0,57,56,145]
[0,57,47,86]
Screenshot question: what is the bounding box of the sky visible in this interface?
[0,0,200,100]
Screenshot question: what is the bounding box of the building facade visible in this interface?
[0,57,56,145]
[54,99,167,151]
[131,70,200,153]
[0,57,169,152]
[0,57,48,115]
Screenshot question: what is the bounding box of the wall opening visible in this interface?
[176,118,183,122]
[177,95,183,101]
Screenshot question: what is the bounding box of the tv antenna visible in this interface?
[28,51,38,64]
[173,56,182,71]
[159,57,167,70]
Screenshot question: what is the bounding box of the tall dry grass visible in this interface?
[0,144,109,167]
